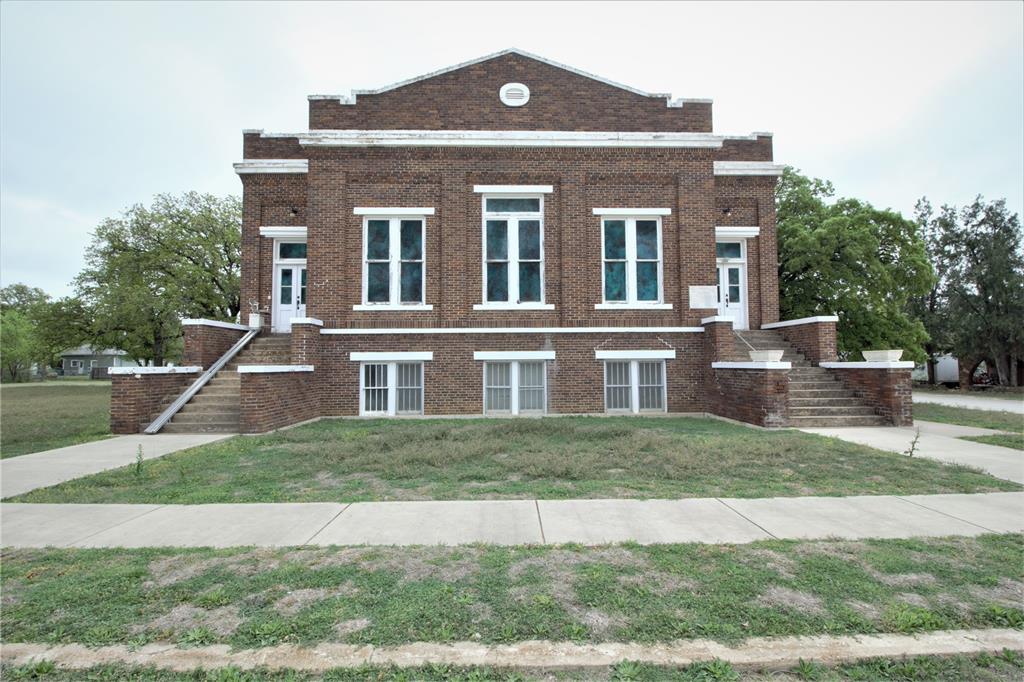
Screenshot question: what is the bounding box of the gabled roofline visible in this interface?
[307,48,712,108]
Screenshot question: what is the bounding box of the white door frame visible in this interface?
[272,239,307,333]
[715,238,749,330]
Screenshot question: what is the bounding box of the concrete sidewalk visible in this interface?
[3,492,1021,548]
[801,421,1024,485]
[913,391,1024,414]
[1,434,232,498]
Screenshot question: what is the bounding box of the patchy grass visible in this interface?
[2,535,1021,649]
[0,383,112,458]
[8,417,1020,503]
[914,403,1023,435]
[963,434,1024,452]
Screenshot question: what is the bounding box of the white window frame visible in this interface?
[273,239,308,266]
[69,359,82,369]
[358,216,432,310]
[358,361,424,416]
[596,215,670,309]
[481,360,548,415]
[476,194,553,310]
[602,360,667,414]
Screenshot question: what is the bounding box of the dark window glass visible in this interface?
[486,263,508,301]
[518,262,541,302]
[400,220,422,260]
[279,268,292,305]
[636,221,659,259]
[716,242,742,259]
[636,262,658,301]
[367,263,389,302]
[486,220,508,260]
[604,262,626,301]
[604,221,626,259]
[400,263,422,303]
[485,198,540,213]
[299,268,307,305]
[278,242,307,259]
[518,220,541,260]
[366,220,390,260]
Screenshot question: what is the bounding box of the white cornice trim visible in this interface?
[353,207,436,216]
[592,208,672,216]
[700,316,735,325]
[352,304,434,311]
[233,159,308,174]
[305,48,710,108]
[712,361,792,370]
[474,351,556,361]
[594,303,673,310]
[473,303,556,311]
[761,316,839,330]
[322,326,704,335]
[260,226,307,239]
[713,161,785,176]
[298,129,726,148]
[596,350,676,360]
[474,185,554,194]
[715,226,760,238]
[237,364,314,373]
[350,351,434,362]
[109,366,202,375]
[820,361,915,370]
[181,319,250,331]
[289,317,324,326]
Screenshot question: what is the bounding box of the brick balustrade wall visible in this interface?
[182,324,247,369]
[702,320,739,363]
[240,371,321,433]
[290,323,323,365]
[828,368,913,426]
[708,368,789,428]
[111,372,196,434]
[777,321,838,363]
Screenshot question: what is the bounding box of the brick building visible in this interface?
[110,50,914,433]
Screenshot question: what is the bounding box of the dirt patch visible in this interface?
[137,605,241,637]
[509,547,644,579]
[273,583,358,616]
[144,550,281,589]
[896,592,930,608]
[968,578,1024,608]
[745,549,798,580]
[468,602,494,624]
[334,618,371,637]
[616,571,695,595]
[755,586,825,616]
[871,572,936,588]
[845,600,881,623]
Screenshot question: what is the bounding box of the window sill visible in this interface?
[473,303,555,311]
[594,303,673,310]
[353,304,434,311]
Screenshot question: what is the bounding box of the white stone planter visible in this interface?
[748,350,785,362]
[248,313,263,330]
[862,349,903,362]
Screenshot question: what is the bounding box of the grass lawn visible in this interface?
[0,382,112,458]
[914,403,1023,434]
[5,653,1024,681]
[2,535,1021,650]
[8,417,1020,503]
[962,434,1024,452]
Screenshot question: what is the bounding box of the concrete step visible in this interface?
[178,402,238,415]
[171,411,241,424]
[788,389,857,399]
[789,405,878,417]
[788,396,865,407]
[161,422,239,434]
[787,415,888,427]
[789,381,843,390]
[197,387,240,397]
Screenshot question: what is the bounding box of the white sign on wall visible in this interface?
[688,285,718,309]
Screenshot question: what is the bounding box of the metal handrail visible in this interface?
[144,328,259,434]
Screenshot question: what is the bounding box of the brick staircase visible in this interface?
[732,329,886,427]
[147,335,292,434]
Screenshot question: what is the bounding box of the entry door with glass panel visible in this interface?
[715,241,747,330]
[273,241,308,332]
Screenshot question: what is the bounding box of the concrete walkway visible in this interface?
[913,390,1024,414]
[3,492,1021,548]
[1,434,232,498]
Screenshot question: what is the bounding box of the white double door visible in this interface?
[716,261,747,330]
[273,264,307,332]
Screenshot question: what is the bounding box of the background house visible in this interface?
[60,346,138,377]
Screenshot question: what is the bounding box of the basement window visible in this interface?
[360,362,423,416]
[483,361,546,415]
[604,360,665,413]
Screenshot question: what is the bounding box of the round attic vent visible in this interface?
[499,82,530,107]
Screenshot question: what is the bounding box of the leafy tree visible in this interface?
[0,309,36,381]
[915,197,1024,386]
[0,283,49,312]
[75,193,241,365]
[776,169,934,362]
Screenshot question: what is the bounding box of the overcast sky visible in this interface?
[2,1,1022,297]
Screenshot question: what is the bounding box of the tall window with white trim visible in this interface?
[603,360,666,413]
[363,218,425,306]
[360,362,424,416]
[602,217,663,304]
[483,361,547,414]
[482,197,544,305]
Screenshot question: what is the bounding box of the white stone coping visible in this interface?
[474,351,556,361]
[259,226,307,238]
[712,361,792,370]
[322,326,705,335]
[715,226,760,238]
[233,159,308,174]
[713,161,786,176]
[472,303,556,311]
[596,350,676,360]
[108,366,202,375]
[592,208,672,216]
[473,185,553,193]
[237,365,314,373]
[701,315,735,325]
[353,304,435,312]
[298,129,727,149]
[349,351,433,362]
[289,317,324,326]
[761,315,839,330]
[181,318,250,331]
[595,303,673,310]
[820,361,915,369]
[353,207,436,215]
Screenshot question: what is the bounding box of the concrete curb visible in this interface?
[2,628,1022,672]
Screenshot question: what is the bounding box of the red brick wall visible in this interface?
[290,322,322,365]
[111,373,196,434]
[240,370,320,433]
[703,320,739,362]
[708,368,789,428]
[307,53,712,133]
[777,321,838,363]
[182,324,247,368]
[829,368,913,426]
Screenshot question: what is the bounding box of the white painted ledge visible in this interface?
[596,350,676,360]
[350,351,433,362]
[259,226,307,238]
[592,208,672,216]
[233,159,308,174]
[473,185,553,193]
[181,319,250,331]
[712,361,791,370]
[352,304,434,312]
[473,303,555,311]
[299,130,726,149]
[289,317,324,326]
[474,351,556,361]
[322,326,704,335]
[761,316,839,330]
[715,226,760,238]
[595,303,673,310]
[701,316,735,325]
[237,365,314,373]
[108,366,202,375]
[713,161,785,176]
[353,207,435,216]
[820,361,915,369]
